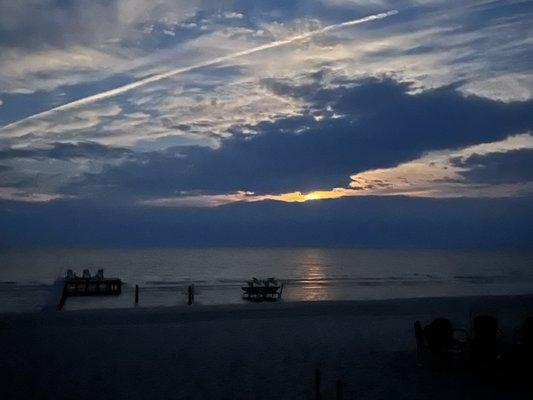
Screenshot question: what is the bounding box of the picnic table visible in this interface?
[241,279,283,301]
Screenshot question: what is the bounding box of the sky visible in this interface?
[0,0,532,247]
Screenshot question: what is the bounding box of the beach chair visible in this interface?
[414,321,426,366]
[520,316,533,357]
[266,277,278,287]
[425,318,454,359]
[416,318,467,366]
[510,317,533,371]
[242,277,282,301]
[82,269,91,279]
[470,314,503,366]
[414,321,425,349]
[95,269,104,280]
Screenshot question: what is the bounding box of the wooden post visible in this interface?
[336,379,343,400]
[188,285,194,305]
[57,287,67,311]
[134,284,139,305]
[414,320,424,366]
[469,309,473,334]
[314,368,321,400]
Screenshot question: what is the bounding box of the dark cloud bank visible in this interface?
[455,149,533,185]
[72,78,533,197]
[1,196,532,248]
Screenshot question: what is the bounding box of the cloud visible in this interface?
[140,188,355,208]
[0,103,123,147]
[0,1,531,247]
[139,133,533,207]
[0,10,397,134]
[0,141,131,161]
[62,78,533,205]
[347,133,533,198]
[1,0,530,157]
[454,148,533,185]
[0,187,62,203]
[0,0,199,48]
[222,12,244,20]
[461,73,533,103]
[2,77,531,204]
[162,29,176,37]
[0,141,131,202]
[0,1,199,95]
[0,46,129,94]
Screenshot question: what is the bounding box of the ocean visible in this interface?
[0,247,532,312]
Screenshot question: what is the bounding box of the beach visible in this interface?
[1,294,532,399]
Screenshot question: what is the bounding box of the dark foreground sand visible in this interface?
[1,295,532,399]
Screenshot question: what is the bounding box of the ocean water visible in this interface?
[0,247,532,312]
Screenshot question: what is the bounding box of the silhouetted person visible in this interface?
[424,318,454,364]
[471,315,502,367]
[522,317,533,358]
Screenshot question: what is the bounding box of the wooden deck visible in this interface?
[58,272,122,310]
[63,277,122,296]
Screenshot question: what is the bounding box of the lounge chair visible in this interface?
[511,316,533,366]
[415,318,467,365]
[470,314,503,366]
[521,316,533,357]
[266,277,278,286]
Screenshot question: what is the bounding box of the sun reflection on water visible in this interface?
[297,249,330,301]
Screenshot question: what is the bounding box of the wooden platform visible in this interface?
[57,270,122,310]
[64,277,122,296]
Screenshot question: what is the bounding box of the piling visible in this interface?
[414,320,425,366]
[188,284,195,305]
[57,288,67,311]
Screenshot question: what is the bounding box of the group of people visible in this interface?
[415,315,533,369]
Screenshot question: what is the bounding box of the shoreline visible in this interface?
[3,292,532,323]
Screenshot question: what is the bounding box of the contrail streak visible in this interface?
[1,10,398,133]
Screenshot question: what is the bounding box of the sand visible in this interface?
[1,294,532,399]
